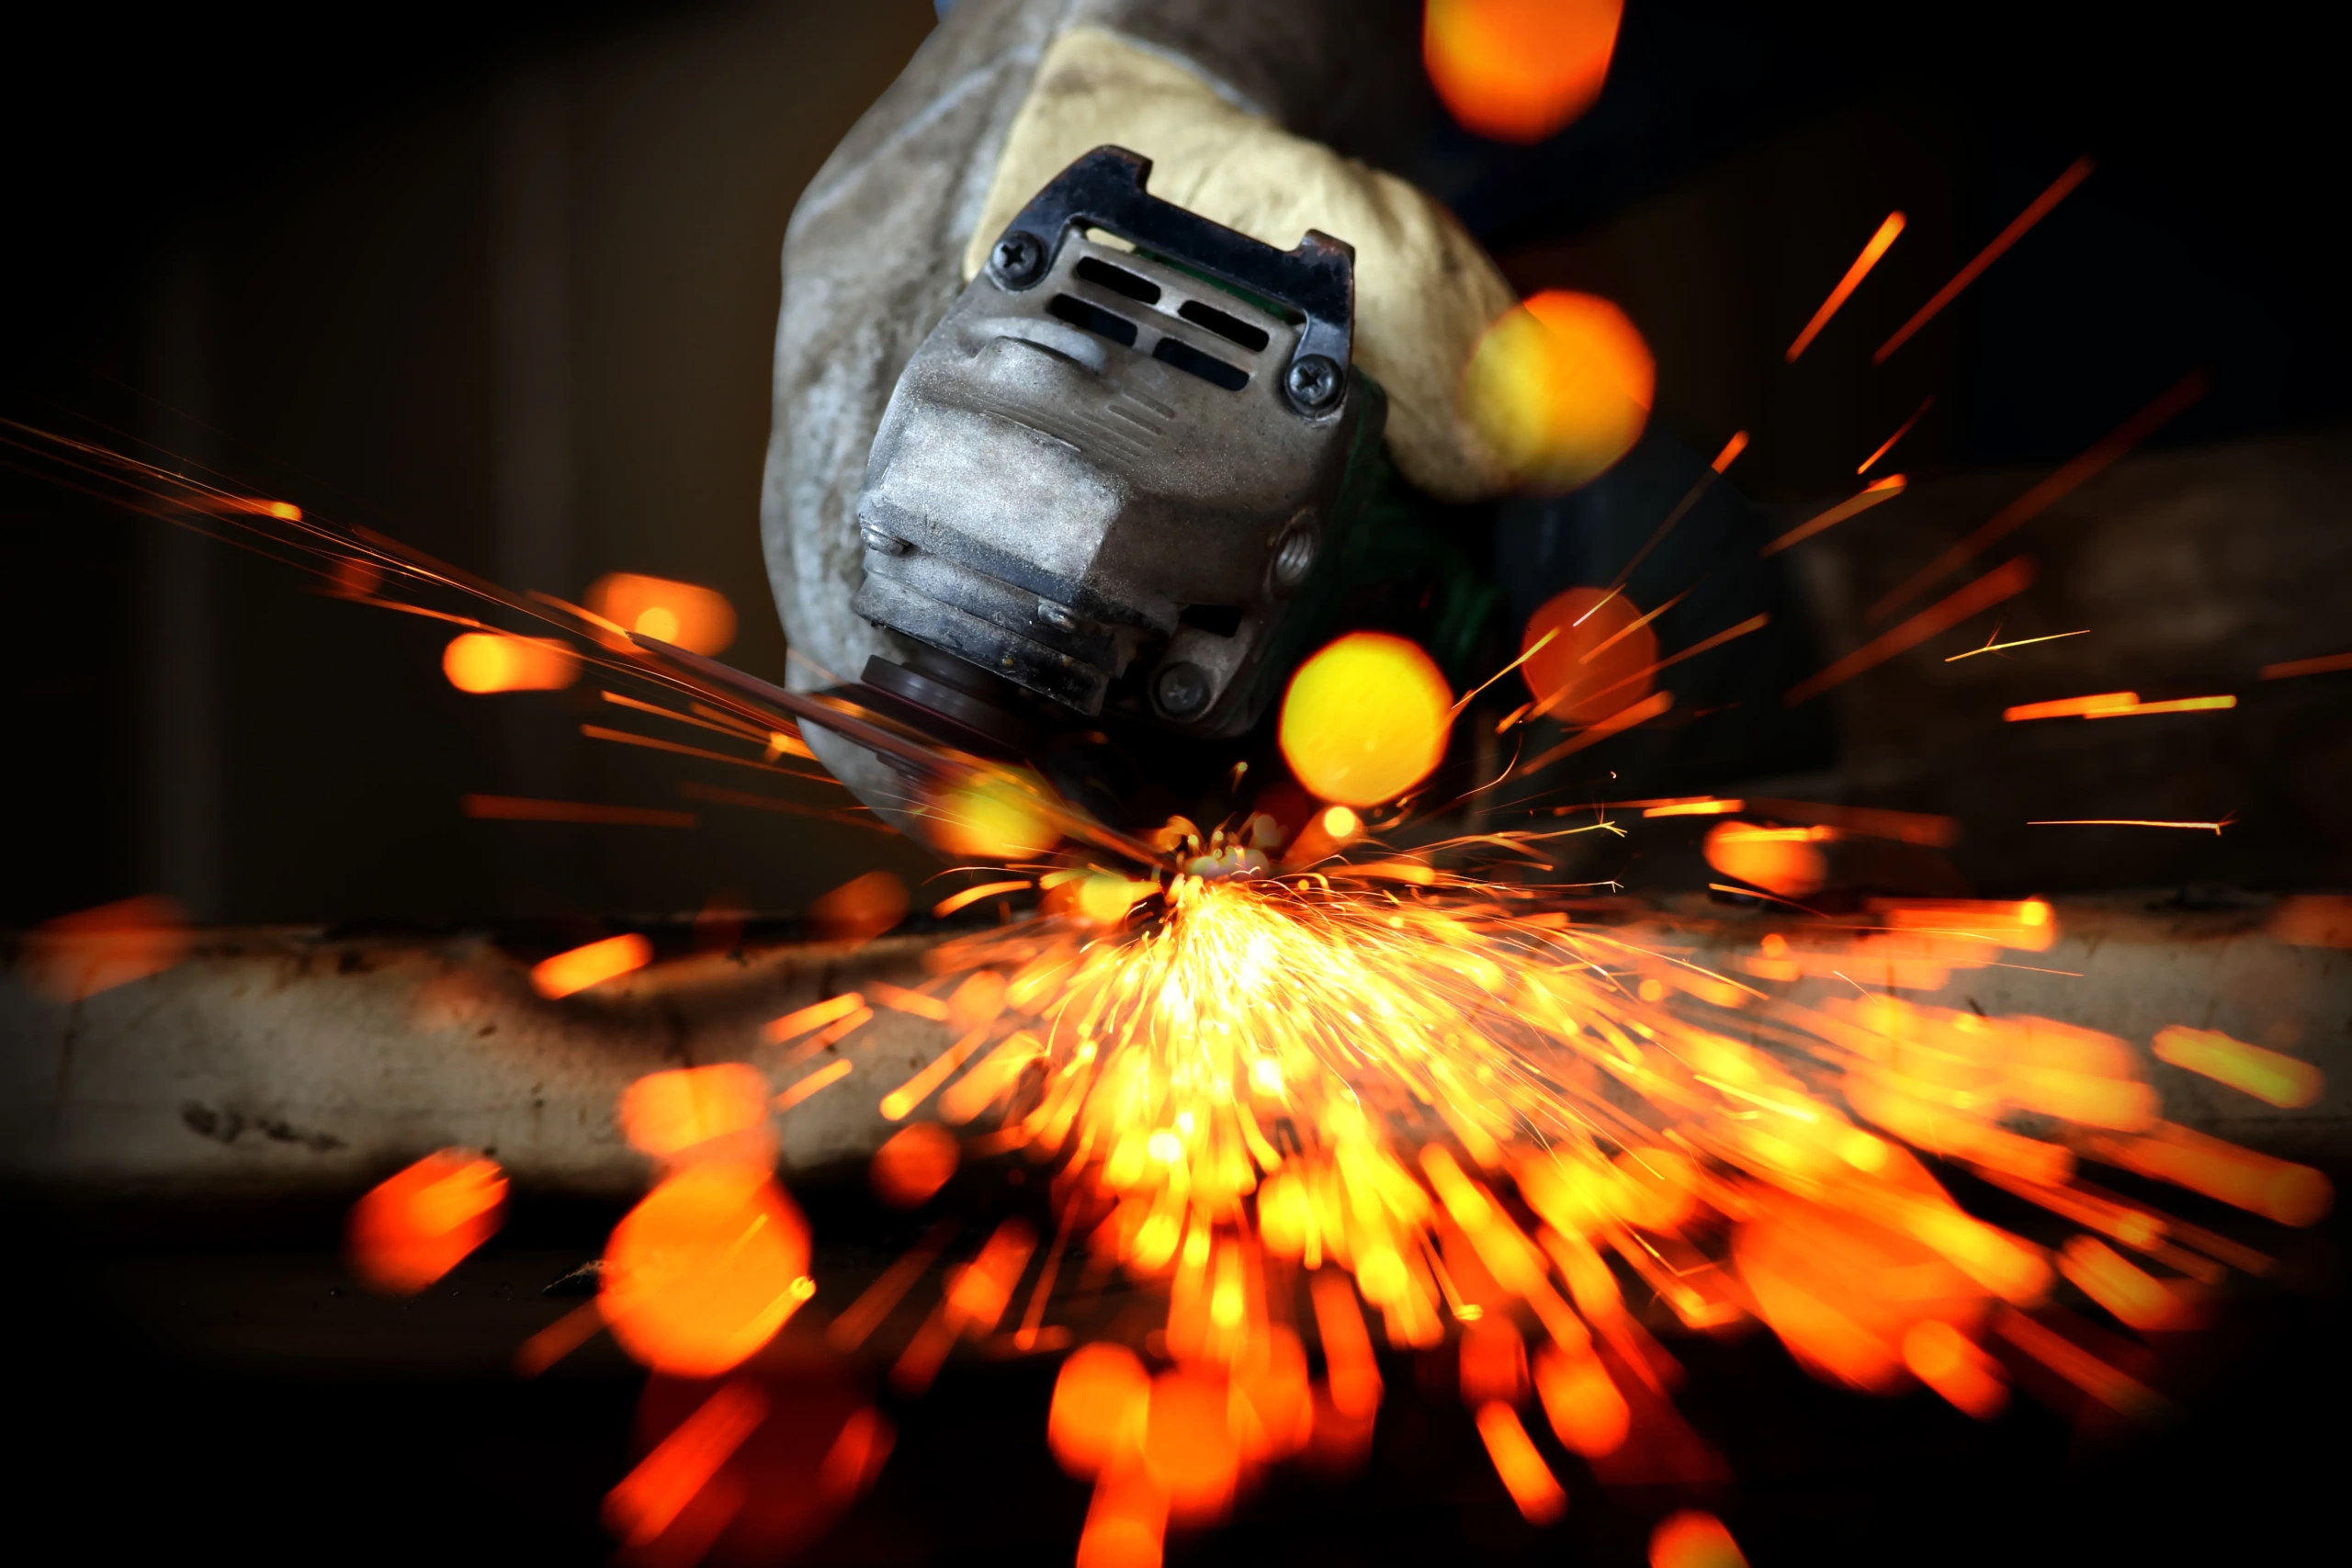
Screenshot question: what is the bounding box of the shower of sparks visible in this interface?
[1858,397,1932,475]
[1873,156,2094,365]
[546,826,2333,1567]
[1945,626,2088,661]
[1786,210,1905,362]
[5,407,2331,1568]
[1710,430,1749,472]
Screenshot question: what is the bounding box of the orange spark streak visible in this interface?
[878,1025,993,1120]
[579,723,825,781]
[2003,692,2140,722]
[2028,818,2229,834]
[2261,650,2352,681]
[2094,1124,2333,1226]
[775,1059,855,1112]
[347,1150,507,1294]
[2153,1027,2322,1110]
[827,1226,955,1353]
[2083,695,2235,718]
[761,991,866,1044]
[601,689,814,760]
[1474,1403,1567,1524]
[462,794,695,828]
[1858,397,1933,475]
[1452,628,1557,716]
[934,879,1036,919]
[1873,157,2094,365]
[531,934,653,998]
[603,1382,769,1546]
[1580,586,1691,663]
[1309,1273,1384,1418]
[1786,210,1905,362]
[1545,612,1771,722]
[1710,431,1749,472]
[1945,627,2087,661]
[2058,1236,2182,1331]
[514,1299,605,1377]
[1748,798,1960,846]
[1868,373,2204,620]
[1523,690,1675,773]
[20,895,190,1002]
[1643,799,1743,818]
[678,781,886,831]
[1760,475,1907,556]
[868,980,951,1021]
[783,1007,873,1066]
[1991,1309,2166,1418]
[1787,558,2034,705]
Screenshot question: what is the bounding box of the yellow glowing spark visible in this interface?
[1945,627,2088,661]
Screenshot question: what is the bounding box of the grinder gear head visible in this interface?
[850,146,1383,750]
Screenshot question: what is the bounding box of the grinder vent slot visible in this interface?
[1152,337,1249,391]
[1074,257,1162,305]
[1177,299,1272,353]
[1047,294,1139,347]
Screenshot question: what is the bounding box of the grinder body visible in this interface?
[847,148,1385,781]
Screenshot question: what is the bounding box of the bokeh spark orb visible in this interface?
[1704,821,1834,898]
[1278,632,1453,807]
[601,1163,812,1377]
[586,571,737,655]
[1462,290,1654,492]
[618,1064,772,1163]
[1424,0,1623,142]
[441,631,578,694]
[870,1122,960,1209]
[1519,586,1658,723]
[928,768,1061,861]
[1650,1510,1749,1568]
[1048,1342,1151,1478]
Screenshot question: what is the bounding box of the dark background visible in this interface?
[6,0,2347,929]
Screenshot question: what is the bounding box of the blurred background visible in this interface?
[6,0,2348,931]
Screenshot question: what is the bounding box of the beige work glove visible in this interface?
[962,28,1519,504]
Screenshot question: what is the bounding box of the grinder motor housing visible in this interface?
[850,146,1384,756]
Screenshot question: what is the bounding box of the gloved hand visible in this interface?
[763,0,1517,817]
